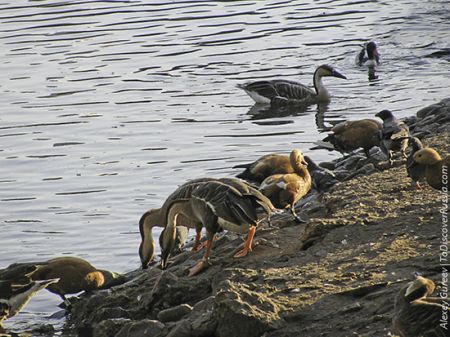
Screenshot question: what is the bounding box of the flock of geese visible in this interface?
[1,42,448,336]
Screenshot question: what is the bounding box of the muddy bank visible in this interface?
[64,99,449,337]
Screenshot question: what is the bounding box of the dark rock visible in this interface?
[166,319,192,337]
[93,318,129,337]
[157,304,193,323]
[115,319,166,337]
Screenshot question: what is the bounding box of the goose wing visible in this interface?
[192,181,259,226]
[241,80,315,101]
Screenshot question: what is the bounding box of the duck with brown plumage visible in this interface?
[392,273,446,337]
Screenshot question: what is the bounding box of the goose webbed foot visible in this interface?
[192,240,208,252]
[188,257,210,277]
[234,226,256,258]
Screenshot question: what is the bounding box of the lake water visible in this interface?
[1,0,449,332]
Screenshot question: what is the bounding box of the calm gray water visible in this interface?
[1,0,449,331]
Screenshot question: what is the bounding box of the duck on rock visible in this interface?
[237,64,347,105]
[259,149,312,222]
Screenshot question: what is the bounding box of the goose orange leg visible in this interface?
[234,226,256,258]
[188,239,213,277]
[192,232,206,251]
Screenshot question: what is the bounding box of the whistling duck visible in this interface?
[392,273,445,337]
[413,147,450,191]
[323,118,382,158]
[259,149,312,222]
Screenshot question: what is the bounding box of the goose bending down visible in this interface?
[356,41,381,67]
[160,179,274,276]
[375,110,409,164]
[139,178,218,269]
[237,64,347,105]
[259,149,312,222]
[412,147,450,191]
[322,118,382,158]
[392,274,446,337]
[1,276,59,326]
[405,137,426,189]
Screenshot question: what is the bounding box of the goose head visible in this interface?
[138,209,159,269]
[315,64,347,80]
[413,148,442,165]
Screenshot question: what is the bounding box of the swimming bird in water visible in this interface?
[405,137,426,189]
[0,276,59,326]
[413,147,450,191]
[322,118,383,158]
[237,64,347,105]
[27,257,126,303]
[159,179,274,276]
[375,110,409,165]
[356,41,381,67]
[259,149,312,222]
[392,273,446,337]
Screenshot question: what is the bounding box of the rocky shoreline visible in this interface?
[62,98,449,337]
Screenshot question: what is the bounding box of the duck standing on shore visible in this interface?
[412,147,450,191]
[159,179,274,276]
[405,137,426,189]
[259,149,312,222]
[237,64,347,105]
[375,110,409,165]
[28,257,126,304]
[322,119,382,158]
[392,273,445,337]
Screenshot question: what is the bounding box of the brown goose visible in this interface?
[259,149,312,222]
[392,274,446,337]
[30,257,126,303]
[413,147,450,191]
[138,178,217,269]
[159,179,274,276]
[322,118,382,157]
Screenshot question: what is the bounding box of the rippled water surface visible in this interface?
[1,0,449,331]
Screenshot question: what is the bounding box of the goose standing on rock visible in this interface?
[405,137,426,189]
[392,273,446,337]
[159,179,275,276]
[376,110,409,165]
[413,147,450,191]
[1,267,59,327]
[322,118,383,158]
[356,41,381,67]
[259,149,312,222]
[237,64,347,105]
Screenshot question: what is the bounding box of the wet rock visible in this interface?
[157,304,193,323]
[115,319,166,337]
